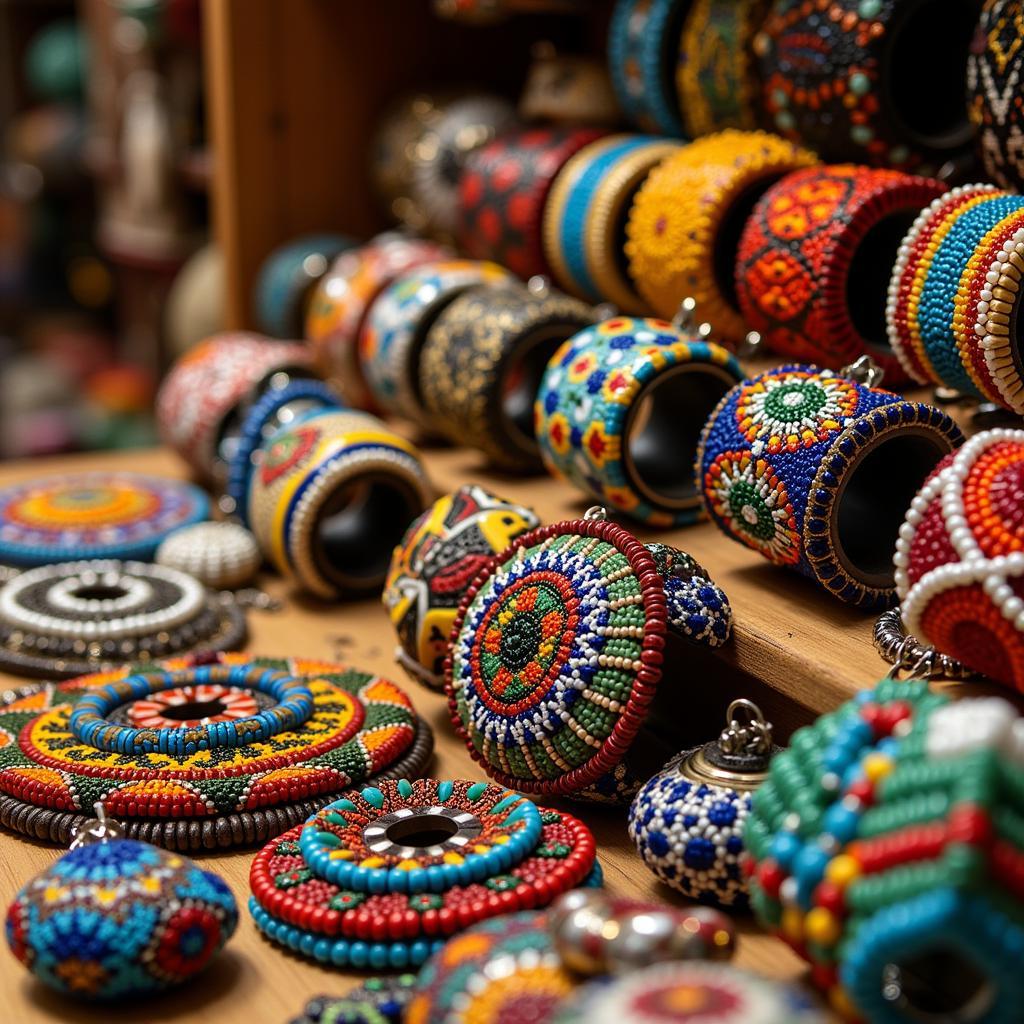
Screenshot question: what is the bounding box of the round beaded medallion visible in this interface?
[0,559,247,680]
[0,654,428,850]
[0,472,209,567]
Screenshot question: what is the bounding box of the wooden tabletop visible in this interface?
[0,441,892,1023]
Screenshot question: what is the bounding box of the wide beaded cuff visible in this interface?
[697,364,963,609]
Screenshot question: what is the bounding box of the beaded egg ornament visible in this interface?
[5,803,238,1000]
[248,778,600,970]
[383,485,540,691]
[289,974,418,1024]
[0,653,432,850]
[746,678,1024,1022]
[446,510,733,802]
[629,699,778,908]
[156,522,262,590]
[894,428,1024,693]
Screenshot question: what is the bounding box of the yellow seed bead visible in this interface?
[862,752,894,782]
[805,907,841,946]
[781,907,805,943]
[825,854,862,888]
[829,985,860,1019]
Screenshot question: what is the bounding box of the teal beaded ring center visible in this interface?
[67,664,315,755]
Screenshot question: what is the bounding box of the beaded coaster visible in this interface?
[289,975,418,1024]
[446,515,733,802]
[0,472,208,567]
[0,654,430,850]
[0,559,247,680]
[249,780,598,970]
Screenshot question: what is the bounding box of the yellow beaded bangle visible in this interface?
[625,129,817,340]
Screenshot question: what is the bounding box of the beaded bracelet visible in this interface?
[247,409,434,598]
[536,316,743,526]
[607,0,689,136]
[418,281,595,471]
[755,0,977,172]
[736,165,945,386]
[458,126,607,280]
[542,134,681,312]
[697,363,963,609]
[370,93,444,221]
[359,258,515,426]
[626,130,817,338]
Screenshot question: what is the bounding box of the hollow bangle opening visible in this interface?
[881,947,996,1023]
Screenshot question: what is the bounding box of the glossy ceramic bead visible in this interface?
[383,485,539,690]
[156,522,261,590]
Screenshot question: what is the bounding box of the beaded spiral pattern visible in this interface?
[383,485,539,690]
[536,316,744,526]
[5,838,238,999]
[626,129,817,336]
[446,518,732,801]
[746,679,1024,1022]
[0,472,209,567]
[736,164,945,385]
[895,429,1024,693]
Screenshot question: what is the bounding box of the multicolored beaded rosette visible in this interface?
[0,472,208,567]
[536,316,744,527]
[248,779,600,970]
[895,429,1024,693]
[697,364,963,609]
[446,516,733,802]
[0,654,432,850]
[383,485,540,690]
[746,679,1024,1022]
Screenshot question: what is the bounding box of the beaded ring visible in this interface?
[0,472,208,567]
[418,282,595,471]
[290,975,418,1024]
[895,429,1024,693]
[697,363,963,609]
[157,332,316,482]
[0,654,426,850]
[359,259,515,426]
[536,316,744,527]
[736,165,946,386]
[458,126,607,280]
[446,514,733,802]
[625,130,817,337]
[247,409,434,599]
[156,522,262,590]
[755,0,978,172]
[542,134,681,312]
[383,485,540,691]
[746,679,1024,1022]
[607,0,689,136]
[254,233,356,339]
[0,559,246,680]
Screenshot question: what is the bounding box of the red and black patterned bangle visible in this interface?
[735,164,945,385]
[458,125,607,280]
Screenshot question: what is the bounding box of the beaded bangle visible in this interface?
[247,409,434,599]
[626,130,817,338]
[736,165,945,386]
[359,259,515,426]
[253,233,355,339]
[536,316,744,526]
[697,363,963,609]
[304,236,451,412]
[0,472,208,567]
[968,0,1024,191]
[607,0,689,136]
[418,282,595,471]
[157,332,316,482]
[676,0,768,136]
[446,514,733,802]
[370,93,444,221]
[458,126,607,280]
[542,134,681,312]
[755,0,977,172]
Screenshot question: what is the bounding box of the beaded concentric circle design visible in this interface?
[0,473,209,566]
[126,683,260,730]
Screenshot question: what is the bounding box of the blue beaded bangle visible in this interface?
[67,664,315,755]
[608,0,689,136]
[226,379,343,525]
[697,364,963,609]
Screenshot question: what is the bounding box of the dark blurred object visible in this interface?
[165,240,223,357]
[519,44,621,125]
[433,0,590,23]
[24,17,86,103]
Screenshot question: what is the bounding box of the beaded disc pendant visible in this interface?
[0,472,208,567]
[0,654,432,851]
[445,513,733,802]
[248,778,599,971]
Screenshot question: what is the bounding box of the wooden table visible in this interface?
[0,441,902,1023]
